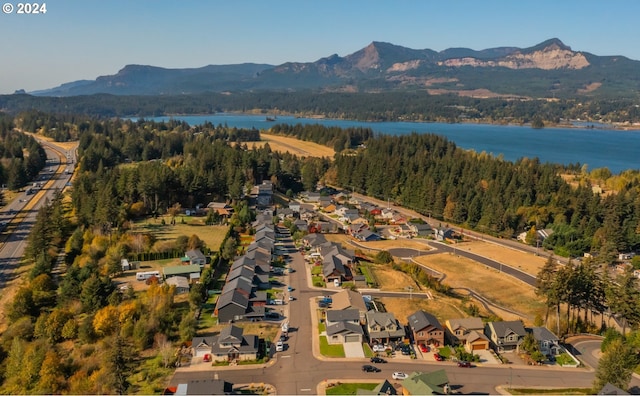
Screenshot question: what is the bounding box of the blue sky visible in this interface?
[1,0,638,94]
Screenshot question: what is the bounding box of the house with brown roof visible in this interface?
[445,317,489,351]
[407,310,444,347]
[331,289,368,323]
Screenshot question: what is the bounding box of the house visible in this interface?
[318,196,333,208]
[401,370,450,395]
[381,208,395,220]
[302,233,328,248]
[529,326,560,356]
[356,380,397,395]
[445,317,488,351]
[121,258,131,271]
[173,379,233,395]
[331,289,369,323]
[192,325,258,363]
[322,203,337,213]
[445,317,483,344]
[165,276,190,294]
[207,202,233,218]
[365,311,405,345]
[354,229,382,242]
[276,207,294,220]
[185,249,206,267]
[484,320,527,353]
[293,219,308,231]
[325,308,364,344]
[215,288,249,323]
[435,227,454,241]
[323,255,347,283]
[407,310,444,347]
[163,264,202,283]
[408,222,433,237]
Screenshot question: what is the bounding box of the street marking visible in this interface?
[281,355,291,358]
[300,389,311,392]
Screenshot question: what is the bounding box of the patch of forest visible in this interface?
[3,91,640,125]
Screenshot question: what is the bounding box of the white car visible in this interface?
[392,372,408,380]
[275,341,284,352]
[372,344,387,352]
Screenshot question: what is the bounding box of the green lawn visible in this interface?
[326,383,377,395]
[362,343,374,357]
[311,265,322,275]
[319,336,345,357]
[437,345,452,359]
[132,216,228,251]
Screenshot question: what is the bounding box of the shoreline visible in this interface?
[149,111,640,132]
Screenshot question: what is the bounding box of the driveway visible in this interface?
[474,349,500,365]
[344,342,365,358]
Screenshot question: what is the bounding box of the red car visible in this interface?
[457,361,471,368]
[433,353,444,361]
[419,344,429,353]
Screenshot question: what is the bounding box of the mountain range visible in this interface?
[32,38,640,99]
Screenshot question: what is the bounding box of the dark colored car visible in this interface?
[370,357,387,363]
[362,365,381,372]
[433,353,444,361]
[458,361,471,368]
[400,345,411,355]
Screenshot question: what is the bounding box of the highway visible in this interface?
[0,139,77,288]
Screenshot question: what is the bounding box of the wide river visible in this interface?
[149,114,640,174]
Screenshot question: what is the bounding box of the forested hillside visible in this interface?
[4,92,640,125]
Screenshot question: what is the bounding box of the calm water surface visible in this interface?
[148,114,640,174]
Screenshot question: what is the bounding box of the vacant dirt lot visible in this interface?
[370,264,422,292]
[379,295,472,325]
[133,215,228,252]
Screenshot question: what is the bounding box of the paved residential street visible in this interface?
[169,230,640,394]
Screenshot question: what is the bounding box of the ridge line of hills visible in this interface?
[27,38,640,99]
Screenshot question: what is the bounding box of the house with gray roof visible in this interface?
[445,317,489,351]
[484,320,527,353]
[407,310,444,347]
[174,379,233,395]
[365,311,405,345]
[215,288,250,323]
[165,276,190,294]
[325,308,364,344]
[323,255,347,283]
[192,325,258,363]
[529,326,560,356]
[185,248,206,267]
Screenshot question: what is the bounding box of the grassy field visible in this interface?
[248,133,335,158]
[132,215,228,252]
[413,253,545,323]
[326,382,377,395]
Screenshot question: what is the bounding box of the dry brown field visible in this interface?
[378,295,475,326]
[363,239,431,252]
[413,253,545,324]
[371,264,422,292]
[458,239,548,277]
[248,133,335,158]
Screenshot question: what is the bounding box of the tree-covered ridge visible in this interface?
[0,114,47,190]
[331,132,640,257]
[70,118,327,227]
[3,92,640,125]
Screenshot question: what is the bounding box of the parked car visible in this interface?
[433,353,444,361]
[400,345,411,355]
[318,301,328,308]
[287,286,293,292]
[370,357,387,363]
[362,365,381,373]
[275,341,284,352]
[392,372,408,380]
[289,295,295,301]
[203,353,211,362]
[458,361,471,368]
[419,344,429,353]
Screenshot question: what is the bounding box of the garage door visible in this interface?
[472,343,485,350]
[345,335,360,343]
